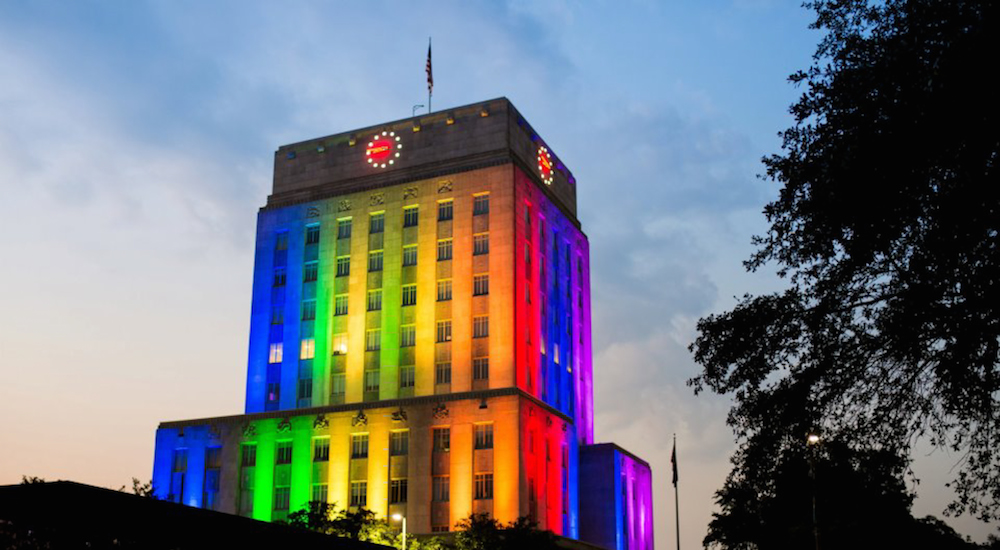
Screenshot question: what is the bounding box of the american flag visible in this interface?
[426,39,433,94]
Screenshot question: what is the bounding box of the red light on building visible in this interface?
[537,146,554,185]
[366,131,402,168]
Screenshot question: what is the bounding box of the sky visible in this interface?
[0,0,994,546]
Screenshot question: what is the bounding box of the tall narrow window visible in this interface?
[400,325,416,347]
[390,479,408,504]
[332,333,348,355]
[473,357,489,381]
[390,431,409,456]
[301,300,316,321]
[437,279,452,301]
[474,473,493,500]
[364,369,379,393]
[474,424,494,449]
[337,218,352,239]
[273,268,287,287]
[351,434,369,458]
[473,274,490,296]
[403,206,419,227]
[268,343,283,364]
[313,438,330,462]
[400,366,415,388]
[402,245,418,266]
[271,307,284,325]
[303,261,318,282]
[436,320,452,342]
[350,481,367,507]
[331,373,346,398]
[433,476,450,502]
[275,231,289,251]
[435,361,452,384]
[334,295,348,316]
[433,428,451,453]
[438,200,453,221]
[437,238,453,261]
[367,289,382,311]
[369,212,385,234]
[473,233,489,255]
[300,338,315,360]
[365,329,381,351]
[368,250,383,272]
[473,194,490,215]
[336,256,350,277]
[276,441,293,464]
[305,225,320,245]
[473,315,489,338]
[402,284,417,306]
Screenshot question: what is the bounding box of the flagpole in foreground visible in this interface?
[426,37,433,113]
[673,434,681,550]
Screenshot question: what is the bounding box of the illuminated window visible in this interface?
[437,238,453,261]
[433,428,450,453]
[402,284,417,306]
[369,212,385,234]
[351,434,369,458]
[334,295,348,316]
[300,338,315,360]
[435,361,451,384]
[301,300,316,321]
[268,343,283,364]
[403,206,419,227]
[337,218,352,239]
[275,231,289,251]
[390,431,409,456]
[473,274,489,296]
[438,200,453,221]
[313,438,330,462]
[402,245,417,266]
[473,316,489,338]
[474,424,494,450]
[368,250,383,272]
[276,441,292,465]
[473,357,489,381]
[274,486,290,511]
[437,279,452,301]
[305,225,320,245]
[336,256,350,277]
[273,267,286,287]
[390,479,408,504]
[436,320,452,342]
[400,366,415,388]
[350,481,367,507]
[364,369,379,393]
[433,476,450,502]
[473,194,489,215]
[332,333,348,355]
[367,289,382,311]
[331,373,346,398]
[474,473,493,500]
[303,261,318,282]
[473,233,489,255]
[554,343,560,365]
[400,325,416,347]
[365,329,381,351]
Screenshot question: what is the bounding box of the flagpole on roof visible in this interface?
[426,37,433,113]
[673,433,681,550]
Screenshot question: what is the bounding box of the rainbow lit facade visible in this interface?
[152,98,652,549]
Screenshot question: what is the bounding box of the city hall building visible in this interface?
[152,98,653,550]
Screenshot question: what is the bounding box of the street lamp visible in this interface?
[806,431,821,550]
[392,513,407,550]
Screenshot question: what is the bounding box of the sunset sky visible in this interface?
[0,1,993,546]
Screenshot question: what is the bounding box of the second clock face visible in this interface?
[537,146,554,185]
[366,131,402,168]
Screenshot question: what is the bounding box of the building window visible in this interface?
[473,316,489,338]
[437,238,453,261]
[433,428,451,453]
[350,481,367,507]
[390,431,409,456]
[169,449,187,504]
[312,484,328,504]
[334,295,348,316]
[275,231,289,251]
[302,300,316,321]
[400,366,415,388]
[303,261,318,282]
[274,486,291,511]
[305,225,320,245]
[268,343,283,364]
[368,250,383,272]
[390,479,408,504]
[336,256,350,277]
[351,434,369,459]
[300,338,315,360]
[474,473,494,500]
[271,307,284,325]
[436,320,452,343]
[473,357,489,381]
[402,284,417,306]
[433,476,450,502]
[403,206,419,227]
[365,329,381,351]
[337,218,352,239]
[241,444,257,467]
[369,212,385,234]
[435,361,452,384]
[473,194,490,215]
[438,200,453,221]
[297,378,312,406]
[402,244,417,266]
[332,333,348,355]
[331,373,346,398]
[437,279,452,301]
[364,369,379,393]
[400,325,416,347]
[473,233,489,255]
[273,267,287,287]
[314,438,330,462]
[276,441,293,464]
[474,424,494,450]
[367,289,382,311]
[473,274,489,296]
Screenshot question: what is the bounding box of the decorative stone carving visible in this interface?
[437,181,453,194]
[242,423,256,437]
[352,410,368,427]
[432,403,449,419]
[391,408,408,422]
[369,192,385,206]
[306,206,321,218]
[277,418,292,433]
[338,199,352,212]
[313,414,329,429]
[403,187,418,199]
